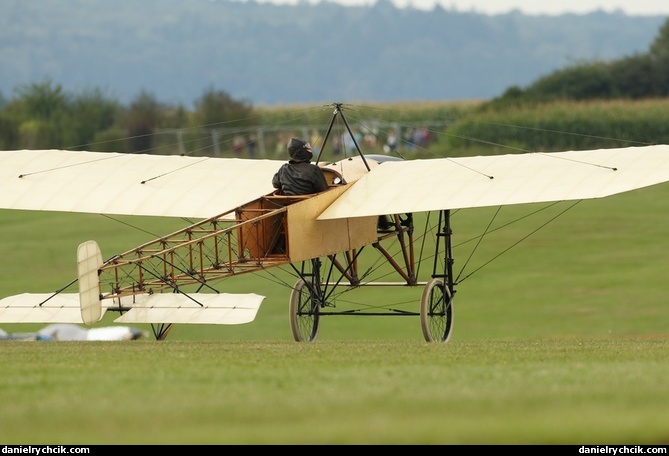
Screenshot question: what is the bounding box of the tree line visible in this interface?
[1,17,668,155]
[492,19,669,105]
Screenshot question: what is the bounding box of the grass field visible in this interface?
[2,338,668,444]
[1,179,669,444]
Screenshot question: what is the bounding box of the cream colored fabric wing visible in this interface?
[113,293,264,325]
[318,145,669,220]
[0,292,264,325]
[0,293,103,323]
[0,150,282,219]
[5,147,669,222]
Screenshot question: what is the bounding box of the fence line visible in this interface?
[155,120,453,158]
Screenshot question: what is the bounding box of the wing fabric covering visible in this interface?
[0,293,264,325]
[113,293,264,325]
[0,294,97,323]
[318,145,669,220]
[3,146,669,220]
[0,149,282,219]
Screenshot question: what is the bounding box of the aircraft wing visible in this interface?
[318,145,669,220]
[4,146,669,222]
[0,149,283,219]
[0,292,264,325]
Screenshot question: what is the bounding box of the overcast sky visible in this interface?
[256,0,669,15]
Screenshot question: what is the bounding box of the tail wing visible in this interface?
[77,240,104,325]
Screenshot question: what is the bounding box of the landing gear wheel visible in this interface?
[420,278,453,343]
[289,278,320,342]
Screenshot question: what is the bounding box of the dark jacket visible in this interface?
[272,146,329,195]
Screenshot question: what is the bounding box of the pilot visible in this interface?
[272,137,329,195]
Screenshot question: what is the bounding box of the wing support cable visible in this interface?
[114,256,220,310]
[454,200,583,284]
[35,277,79,306]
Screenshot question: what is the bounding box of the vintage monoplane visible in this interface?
[1,103,669,342]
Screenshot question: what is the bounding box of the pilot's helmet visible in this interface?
[287,137,313,161]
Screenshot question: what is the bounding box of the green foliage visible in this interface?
[9,79,70,148]
[14,78,69,121]
[193,86,254,128]
[1,79,122,150]
[526,62,616,101]
[649,17,669,60]
[118,90,161,153]
[494,17,669,104]
[67,89,120,151]
[448,98,669,153]
[0,111,20,149]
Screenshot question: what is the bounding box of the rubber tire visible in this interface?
[289,279,320,342]
[420,278,453,343]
